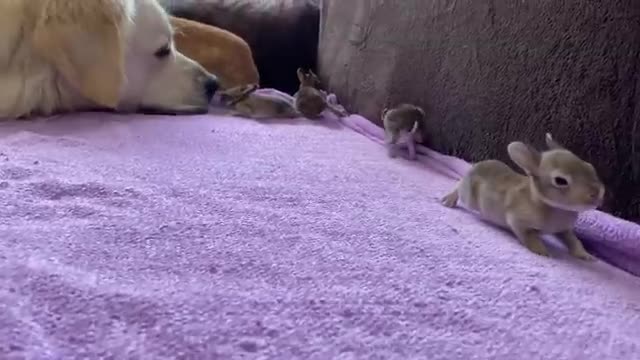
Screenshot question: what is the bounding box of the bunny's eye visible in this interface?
[552,176,569,187]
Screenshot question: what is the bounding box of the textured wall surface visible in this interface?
[318,0,640,222]
[161,0,320,94]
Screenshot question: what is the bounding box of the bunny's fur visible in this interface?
[441,133,605,260]
[219,84,299,119]
[294,68,346,119]
[382,104,425,160]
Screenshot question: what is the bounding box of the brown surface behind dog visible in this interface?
[318,0,640,222]
[160,0,320,94]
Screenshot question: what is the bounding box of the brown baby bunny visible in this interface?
[441,133,605,260]
[219,83,300,119]
[382,104,426,160]
[294,68,347,119]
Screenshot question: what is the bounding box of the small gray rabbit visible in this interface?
[382,104,425,160]
[441,133,604,260]
[219,83,299,119]
[294,68,347,119]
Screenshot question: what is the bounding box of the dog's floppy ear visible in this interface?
[31,1,126,108]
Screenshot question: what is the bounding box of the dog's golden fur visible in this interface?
[170,16,259,90]
[0,0,219,118]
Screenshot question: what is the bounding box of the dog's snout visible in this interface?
[204,76,219,101]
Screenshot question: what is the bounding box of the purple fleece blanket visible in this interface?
[0,90,639,359]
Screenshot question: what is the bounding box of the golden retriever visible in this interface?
[170,16,259,90]
[0,0,220,118]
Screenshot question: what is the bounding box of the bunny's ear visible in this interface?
[545,133,565,150]
[246,83,259,93]
[296,68,306,82]
[220,85,240,97]
[508,141,541,176]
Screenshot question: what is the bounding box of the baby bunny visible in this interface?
[441,133,605,260]
[294,68,347,119]
[219,83,300,119]
[382,104,426,160]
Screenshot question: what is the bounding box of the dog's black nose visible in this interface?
[204,76,219,101]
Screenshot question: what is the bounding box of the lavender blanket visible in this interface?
[1,91,639,359]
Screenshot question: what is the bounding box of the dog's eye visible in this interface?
[154,45,171,59]
[552,176,569,187]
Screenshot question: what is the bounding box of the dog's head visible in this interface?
[30,0,218,115]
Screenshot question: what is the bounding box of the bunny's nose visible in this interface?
[589,186,604,204]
